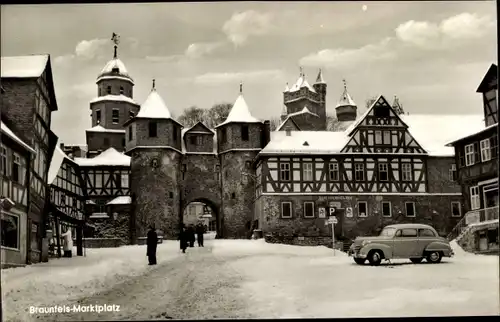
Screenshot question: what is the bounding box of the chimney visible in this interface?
[261,120,271,148]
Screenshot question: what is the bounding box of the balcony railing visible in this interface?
[447,205,499,241]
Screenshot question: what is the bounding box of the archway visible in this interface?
[181,198,220,242]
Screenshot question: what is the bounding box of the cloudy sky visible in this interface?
[1,2,497,145]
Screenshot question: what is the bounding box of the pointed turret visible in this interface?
[392,95,405,115]
[335,79,357,122]
[315,69,325,84]
[215,82,261,128]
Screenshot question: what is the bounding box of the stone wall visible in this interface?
[130,119,182,152]
[256,194,464,240]
[90,100,140,130]
[458,221,499,252]
[88,211,130,244]
[130,149,182,240]
[86,131,125,154]
[427,157,462,193]
[96,78,134,99]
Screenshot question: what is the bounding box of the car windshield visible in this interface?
[380,227,396,237]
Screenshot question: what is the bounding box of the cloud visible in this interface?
[299,38,396,69]
[192,69,284,85]
[184,41,225,59]
[145,55,183,63]
[222,10,273,46]
[74,38,109,59]
[396,13,494,48]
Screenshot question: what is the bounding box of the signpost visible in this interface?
[327,215,338,256]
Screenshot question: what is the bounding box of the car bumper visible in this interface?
[348,250,367,259]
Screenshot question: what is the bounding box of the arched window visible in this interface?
[107,86,111,94]
[120,86,124,95]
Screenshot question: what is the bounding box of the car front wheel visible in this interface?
[410,258,423,264]
[368,250,383,266]
[426,251,442,263]
[354,258,366,265]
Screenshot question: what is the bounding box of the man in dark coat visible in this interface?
[146,225,158,265]
[178,224,188,253]
[187,225,195,247]
[196,222,205,247]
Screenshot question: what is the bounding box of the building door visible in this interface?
[483,183,498,221]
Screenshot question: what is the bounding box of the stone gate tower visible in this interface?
[215,84,270,238]
[124,81,183,241]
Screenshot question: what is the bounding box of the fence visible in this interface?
[447,205,499,241]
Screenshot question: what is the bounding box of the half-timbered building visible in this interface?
[1,55,59,263]
[47,145,87,257]
[0,120,35,267]
[255,95,485,242]
[446,63,498,253]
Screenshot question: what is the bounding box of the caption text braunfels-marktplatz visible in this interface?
[29,304,121,314]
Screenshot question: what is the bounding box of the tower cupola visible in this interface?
[335,79,357,122]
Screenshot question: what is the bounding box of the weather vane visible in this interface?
[111,32,120,58]
[343,78,347,90]
[239,81,243,94]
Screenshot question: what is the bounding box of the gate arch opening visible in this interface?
[181,198,220,240]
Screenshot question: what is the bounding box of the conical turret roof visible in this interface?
[336,80,356,108]
[315,69,325,84]
[215,87,261,128]
[136,86,173,119]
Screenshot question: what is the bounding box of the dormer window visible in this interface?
[107,86,111,94]
[190,135,197,145]
[120,86,124,95]
[374,105,390,118]
[112,67,119,73]
[242,125,249,141]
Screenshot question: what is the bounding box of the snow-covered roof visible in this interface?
[47,145,73,185]
[287,106,318,118]
[401,114,485,156]
[1,55,48,78]
[0,121,35,154]
[261,131,348,155]
[89,94,139,105]
[215,94,262,128]
[96,75,134,84]
[106,196,131,205]
[284,83,290,92]
[336,87,356,108]
[445,122,497,146]
[135,89,173,119]
[98,58,131,78]
[315,69,325,84]
[85,125,126,133]
[289,74,316,93]
[74,147,130,167]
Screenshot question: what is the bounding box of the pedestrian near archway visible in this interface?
[146,225,157,265]
[196,222,205,247]
[178,224,188,253]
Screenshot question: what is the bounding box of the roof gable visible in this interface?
[476,64,498,93]
[277,117,301,131]
[185,122,214,134]
[74,147,130,167]
[47,145,75,184]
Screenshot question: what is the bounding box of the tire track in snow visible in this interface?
[35,244,254,321]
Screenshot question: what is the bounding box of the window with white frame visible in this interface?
[382,201,391,217]
[451,202,461,217]
[112,109,120,124]
[303,163,313,181]
[121,174,129,188]
[1,212,19,249]
[354,163,364,181]
[1,145,8,176]
[449,164,457,181]
[304,202,314,218]
[358,201,367,217]
[405,202,416,217]
[281,201,292,218]
[280,163,290,181]
[470,186,480,210]
[480,139,491,162]
[465,144,475,166]
[401,163,412,181]
[329,162,339,181]
[378,163,388,181]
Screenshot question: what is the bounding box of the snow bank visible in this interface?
[1,241,183,322]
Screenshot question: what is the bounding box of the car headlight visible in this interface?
[361,240,371,247]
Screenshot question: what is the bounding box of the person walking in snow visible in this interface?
[178,224,188,253]
[196,222,205,247]
[187,224,195,247]
[146,225,158,265]
[61,228,73,258]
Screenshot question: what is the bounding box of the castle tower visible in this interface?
[392,95,405,115]
[313,68,327,129]
[86,34,140,157]
[124,80,184,242]
[283,68,326,130]
[215,82,268,238]
[335,79,357,122]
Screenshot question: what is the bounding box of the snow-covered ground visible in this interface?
[1,236,498,321]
